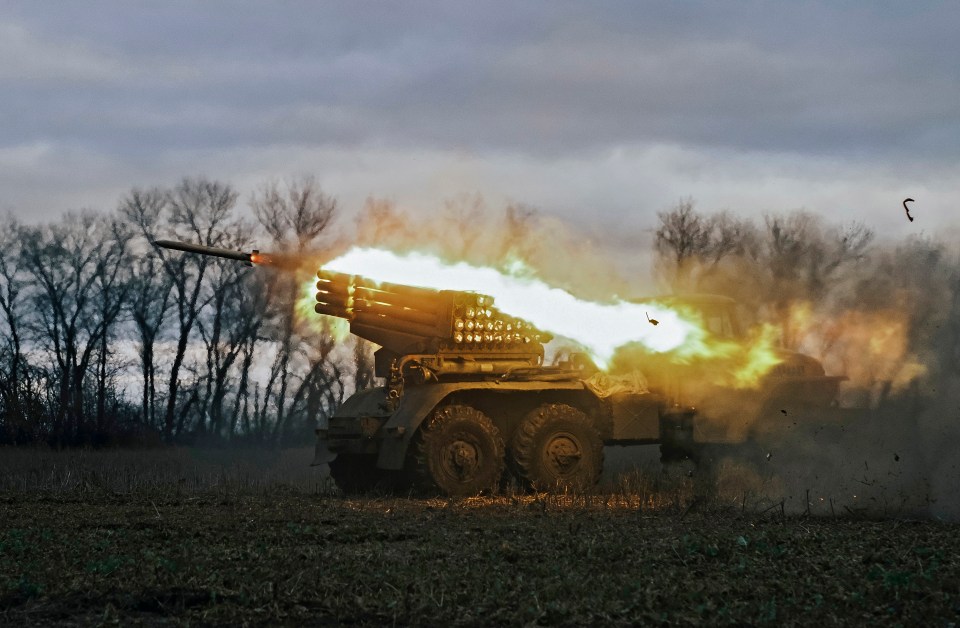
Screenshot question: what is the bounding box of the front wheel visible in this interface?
[510,403,603,491]
[412,404,505,496]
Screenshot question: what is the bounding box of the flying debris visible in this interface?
[902,198,915,222]
[646,312,660,326]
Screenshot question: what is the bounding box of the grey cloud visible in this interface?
[0,22,134,82]
[1,1,958,223]
[4,2,958,159]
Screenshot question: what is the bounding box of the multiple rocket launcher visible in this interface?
[314,269,551,357]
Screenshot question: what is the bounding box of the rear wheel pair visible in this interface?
[510,403,604,491]
[413,403,603,495]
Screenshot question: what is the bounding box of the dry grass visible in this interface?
[1,447,959,625]
[0,446,329,497]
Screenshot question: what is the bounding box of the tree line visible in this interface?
[0,176,370,446]
[1,184,957,446]
[653,199,960,402]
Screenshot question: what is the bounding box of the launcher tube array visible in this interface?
[314,269,550,352]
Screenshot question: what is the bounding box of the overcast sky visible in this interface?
[2,1,958,240]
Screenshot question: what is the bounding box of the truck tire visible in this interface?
[328,454,386,494]
[511,403,603,491]
[412,404,505,496]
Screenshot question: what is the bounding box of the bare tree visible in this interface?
[354,197,417,249]
[227,274,270,438]
[127,248,174,431]
[194,227,260,438]
[655,199,713,290]
[654,200,758,292]
[19,212,130,444]
[121,178,240,442]
[0,216,31,441]
[254,176,336,249]
[760,212,874,346]
[251,177,338,442]
[92,219,134,436]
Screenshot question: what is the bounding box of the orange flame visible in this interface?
[312,247,783,386]
[296,278,351,340]
[788,302,925,391]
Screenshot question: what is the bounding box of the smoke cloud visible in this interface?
[657,209,960,520]
[332,197,960,519]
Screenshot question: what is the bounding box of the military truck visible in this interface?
[310,269,706,495]
[154,240,845,496]
[310,271,846,495]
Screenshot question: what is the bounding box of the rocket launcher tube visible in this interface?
[352,287,445,314]
[318,270,446,300]
[315,281,354,298]
[353,299,440,328]
[312,301,445,339]
[351,311,445,339]
[313,303,353,319]
[317,269,449,314]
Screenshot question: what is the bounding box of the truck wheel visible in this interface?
[328,454,385,494]
[511,403,603,491]
[413,404,505,496]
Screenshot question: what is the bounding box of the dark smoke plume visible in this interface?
[654,201,960,519]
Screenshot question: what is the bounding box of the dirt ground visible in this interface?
[1,447,958,625]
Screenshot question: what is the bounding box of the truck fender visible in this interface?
[376,380,587,470]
